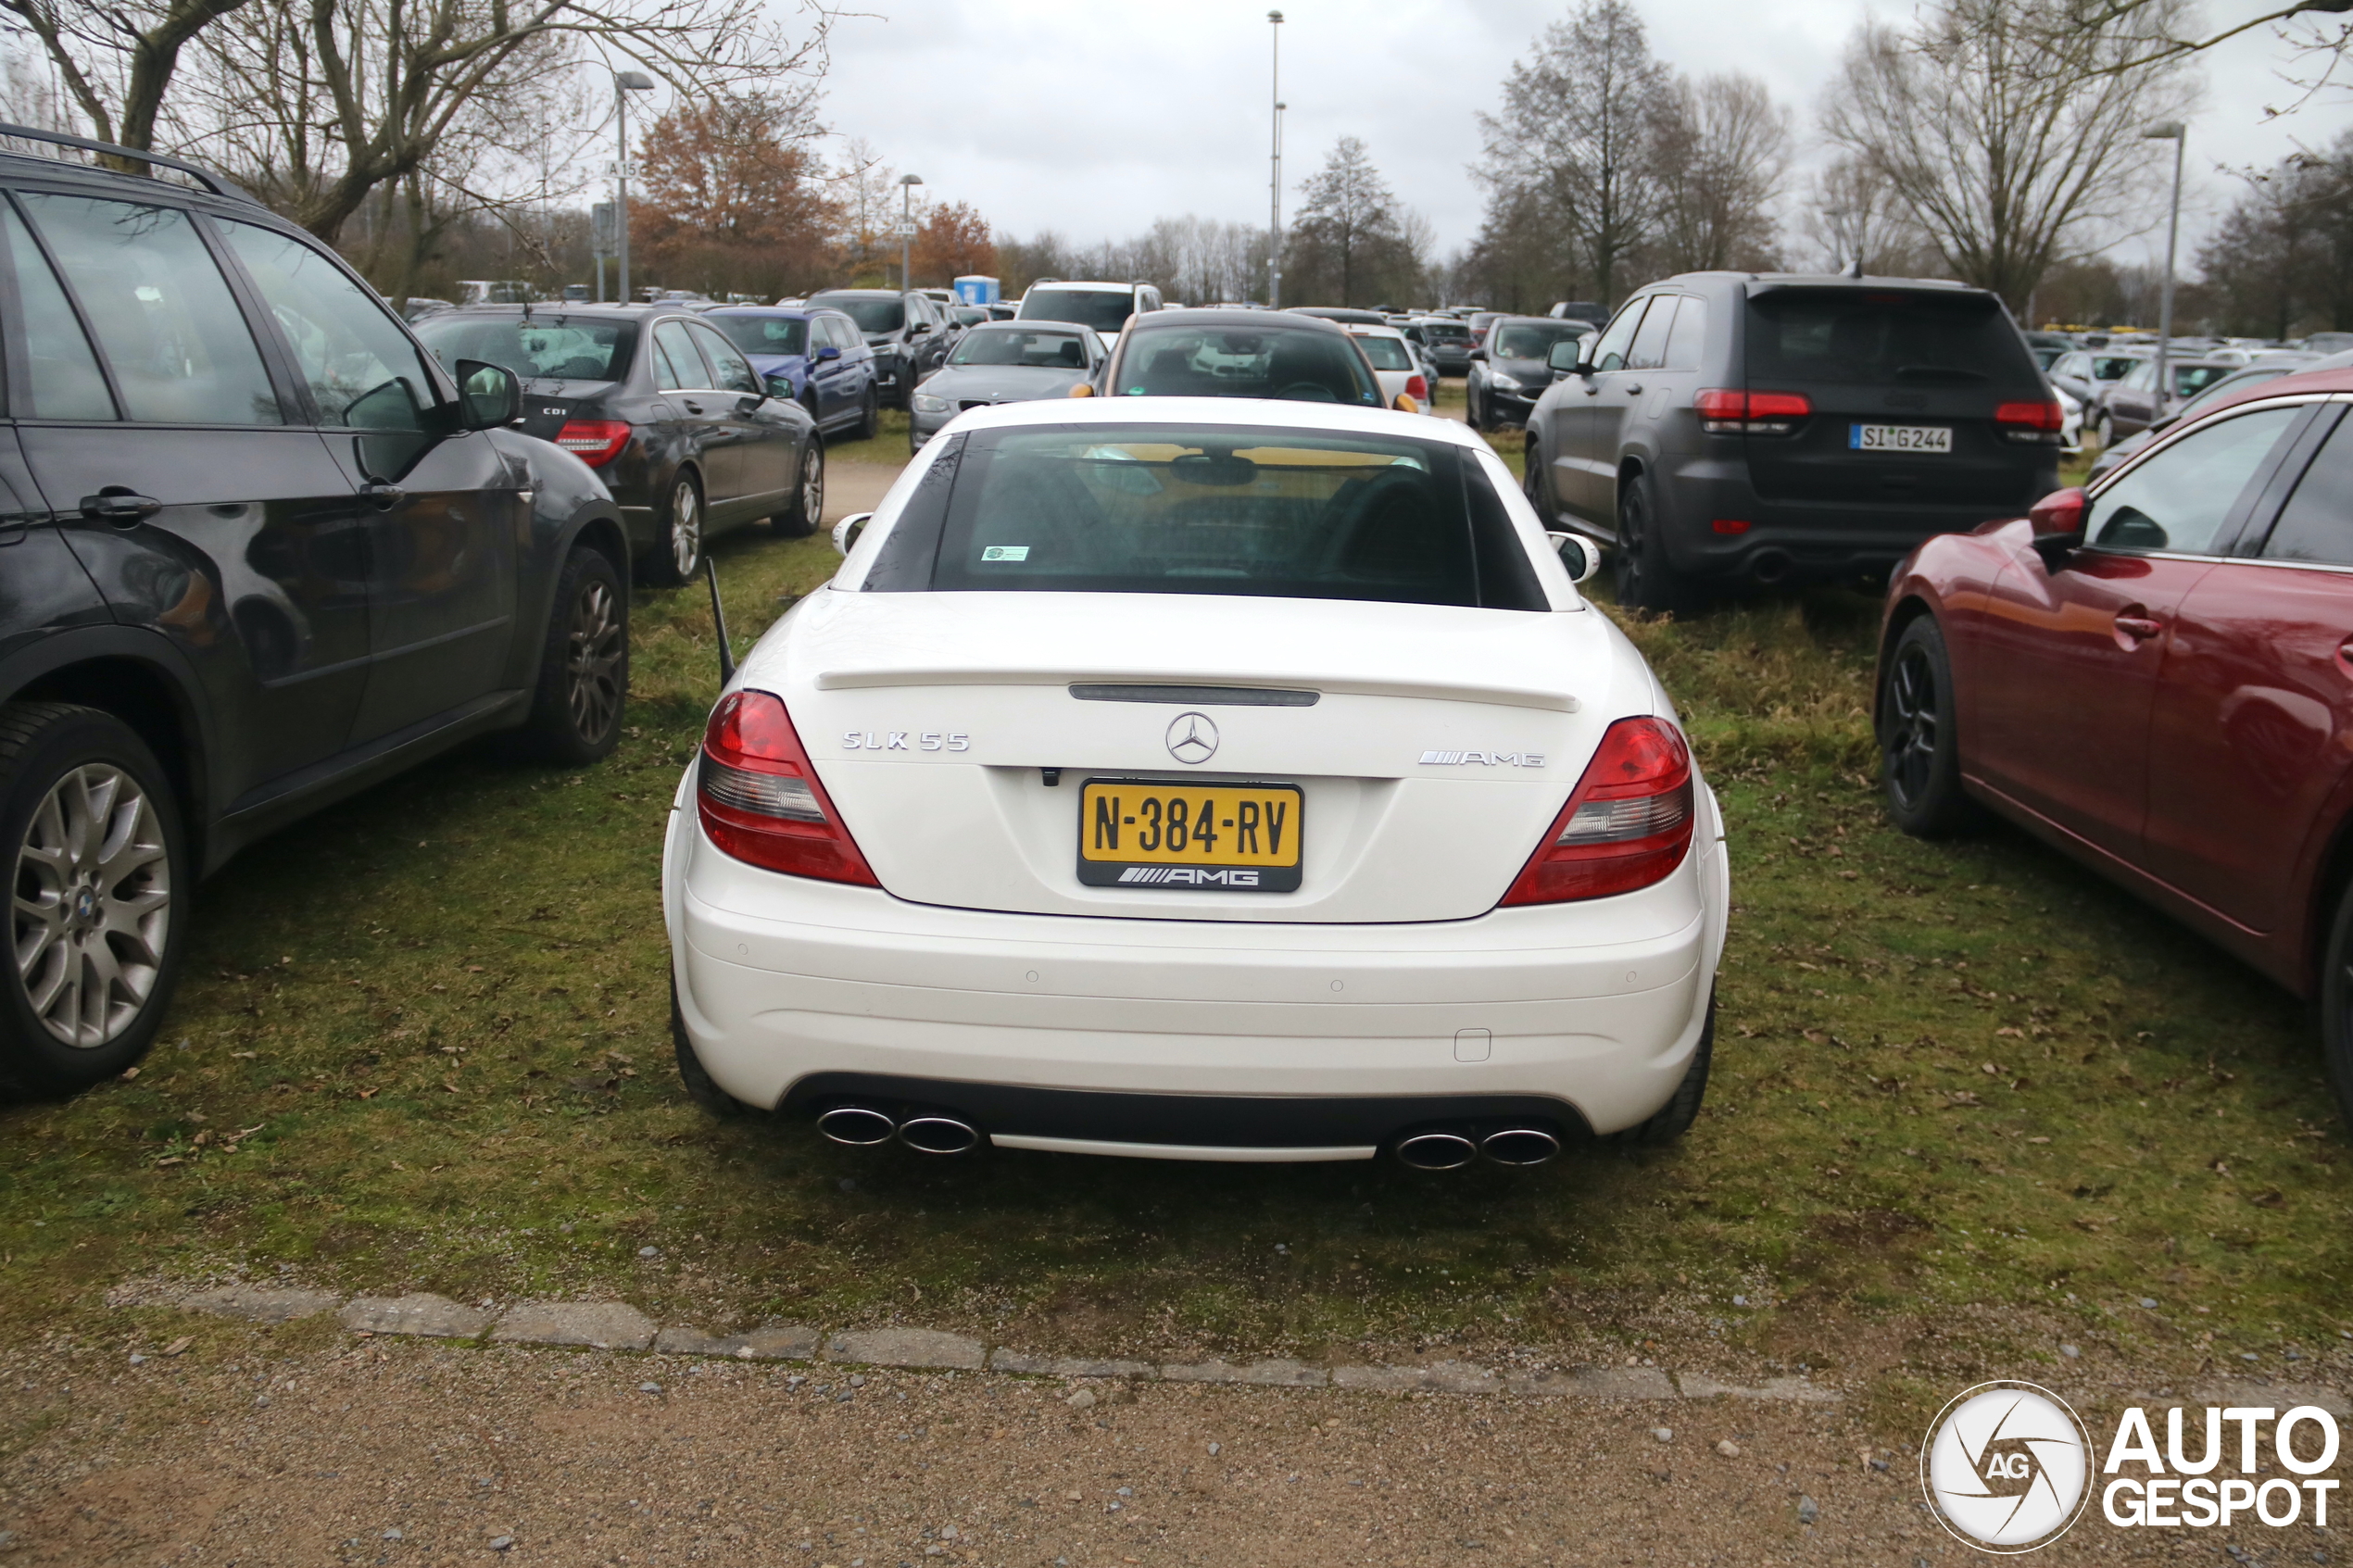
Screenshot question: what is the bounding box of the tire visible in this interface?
[773,436,824,538]
[2319,883,2353,1131]
[1466,384,1485,432]
[852,383,880,441]
[2095,412,2116,450]
[1612,470,1693,614]
[1616,995,1713,1146]
[643,471,703,588]
[519,544,627,765]
[1878,613,1981,837]
[0,702,189,1096]
[1524,431,1558,523]
[672,974,747,1118]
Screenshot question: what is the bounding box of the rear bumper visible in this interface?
[1649,455,2047,583]
[664,794,1729,1157]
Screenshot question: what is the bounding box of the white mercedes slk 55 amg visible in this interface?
[661,397,1728,1167]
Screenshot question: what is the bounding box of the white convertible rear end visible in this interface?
[664,399,1728,1165]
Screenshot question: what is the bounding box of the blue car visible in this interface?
[707,307,881,439]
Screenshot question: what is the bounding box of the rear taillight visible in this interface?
[1695,389,1811,434]
[1995,399,2066,443]
[1406,373,1428,400]
[697,691,878,885]
[1500,718,1694,906]
[554,419,632,467]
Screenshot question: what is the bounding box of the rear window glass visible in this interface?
[1744,291,2034,387]
[1422,321,1470,342]
[863,424,1546,610]
[950,329,1089,368]
[816,295,904,333]
[413,314,633,382]
[1020,288,1139,334]
[1114,326,1383,407]
[711,314,806,357]
[1353,334,1415,371]
[1492,322,1584,360]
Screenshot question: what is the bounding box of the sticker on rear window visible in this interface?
[981,545,1029,561]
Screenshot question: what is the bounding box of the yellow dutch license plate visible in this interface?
[1077,779,1303,892]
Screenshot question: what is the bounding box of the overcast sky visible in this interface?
[809,0,2341,274]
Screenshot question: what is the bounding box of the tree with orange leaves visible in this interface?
[633,90,842,297]
[911,200,996,285]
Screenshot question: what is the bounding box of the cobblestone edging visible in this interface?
[147,1283,1842,1404]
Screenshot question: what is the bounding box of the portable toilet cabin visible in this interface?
[953,274,1000,306]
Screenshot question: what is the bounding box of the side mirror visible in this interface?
[456,359,521,430]
[2028,486,2087,561]
[816,345,842,362]
[1546,342,1580,373]
[832,510,874,557]
[765,372,796,399]
[1550,532,1600,583]
[908,321,931,337]
[1470,348,1488,362]
[1393,393,1419,413]
[1068,383,1095,398]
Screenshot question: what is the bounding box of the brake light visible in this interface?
[1406,374,1428,400]
[1500,718,1694,906]
[697,691,878,885]
[1695,389,1811,434]
[554,419,632,467]
[1995,399,2066,444]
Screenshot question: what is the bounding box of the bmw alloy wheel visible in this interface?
[13,762,170,1049]
[565,577,624,744]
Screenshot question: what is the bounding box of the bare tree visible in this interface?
[1650,72,1792,272]
[1795,153,1931,274]
[0,0,250,157]
[1287,135,1418,306]
[1476,0,1668,307]
[2048,0,2348,102]
[1821,0,2199,311]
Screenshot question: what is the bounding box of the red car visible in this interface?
[1876,365,2353,1122]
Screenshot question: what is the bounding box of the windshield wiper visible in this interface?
[1894,365,1990,383]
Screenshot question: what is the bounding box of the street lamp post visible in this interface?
[614,70,654,303]
[899,172,924,293]
[2143,119,2187,426]
[1268,10,1284,308]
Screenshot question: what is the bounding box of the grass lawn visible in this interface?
[2,432,2346,1415]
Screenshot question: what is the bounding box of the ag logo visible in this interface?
[1922,1382,2093,1552]
[1164,711,1218,765]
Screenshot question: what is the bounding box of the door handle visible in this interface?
[1582,383,1601,396]
[1622,382,1643,395]
[81,489,163,526]
[361,482,405,510]
[684,399,705,415]
[2114,614,2163,640]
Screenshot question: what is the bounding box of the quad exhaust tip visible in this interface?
[1481,1127,1561,1166]
[1394,1130,1479,1171]
[815,1105,897,1147]
[897,1114,982,1155]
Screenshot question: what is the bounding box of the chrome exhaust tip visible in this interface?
[897,1114,982,1155]
[1394,1130,1478,1171]
[815,1105,897,1147]
[1481,1127,1561,1166]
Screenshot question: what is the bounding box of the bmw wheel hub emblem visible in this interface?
[1164,711,1219,765]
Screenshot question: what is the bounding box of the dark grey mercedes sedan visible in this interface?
[908,321,1106,454]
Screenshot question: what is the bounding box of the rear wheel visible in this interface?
[852,383,879,440]
[2095,411,2117,450]
[2319,884,2353,1131]
[773,436,824,538]
[1616,996,1713,1146]
[1879,613,1980,837]
[520,544,626,764]
[0,703,187,1095]
[1613,470,1692,613]
[643,472,703,588]
[1523,431,1559,523]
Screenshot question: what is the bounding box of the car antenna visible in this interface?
[704,554,736,685]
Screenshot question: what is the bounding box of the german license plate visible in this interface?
[1077,779,1302,892]
[1851,423,1952,453]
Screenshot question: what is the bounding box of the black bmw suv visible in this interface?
[0,125,631,1093]
[1522,272,2061,609]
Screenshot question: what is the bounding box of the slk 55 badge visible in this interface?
[842,732,969,751]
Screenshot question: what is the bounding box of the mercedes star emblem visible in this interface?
[1164,711,1219,765]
